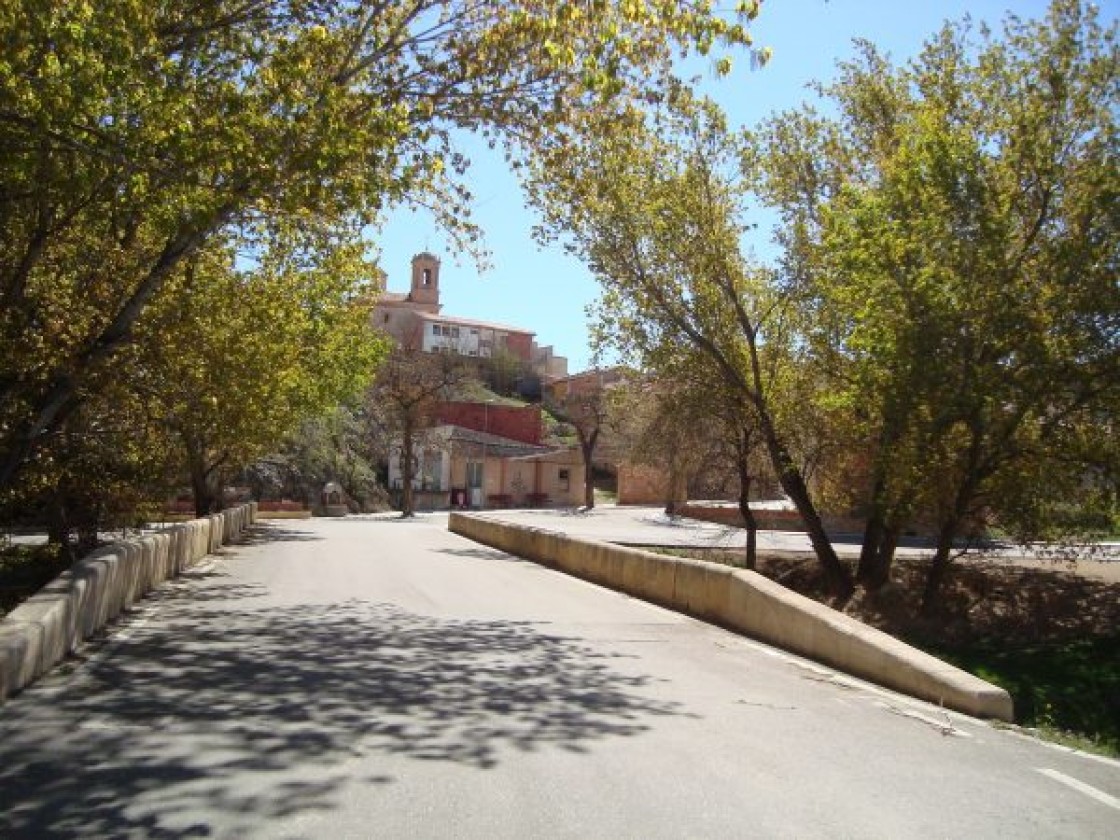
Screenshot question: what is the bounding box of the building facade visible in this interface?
[373,253,568,378]
[387,424,585,510]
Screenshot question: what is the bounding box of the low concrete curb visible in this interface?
[0,502,257,702]
[449,512,1014,722]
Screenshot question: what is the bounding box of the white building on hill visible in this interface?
[373,253,568,379]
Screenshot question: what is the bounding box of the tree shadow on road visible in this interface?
[0,595,685,837]
[435,545,539,565]
[234,522,323,545]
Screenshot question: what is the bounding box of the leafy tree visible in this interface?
[528,92,856,598]
[369,346,464,517]
[484,347,529,398]
[30,382,175,559]
[128,230,385,515]
[614,382,693,516]
[245,404,386,512]
[0,0,761,496]
[546,372,616,510]
[753,0,1119,609]
[614,358,773,567]
[1,219,383,533]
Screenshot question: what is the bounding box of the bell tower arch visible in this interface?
[409,252,441,308]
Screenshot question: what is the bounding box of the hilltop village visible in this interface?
[369,253,670,512]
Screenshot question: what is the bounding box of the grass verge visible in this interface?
[927,635,1120,757]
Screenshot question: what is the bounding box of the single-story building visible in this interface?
[387,425,585,510]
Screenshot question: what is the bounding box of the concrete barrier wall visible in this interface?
[449,512,1013,722]
[0,502,257,702]
[678,503,866,536]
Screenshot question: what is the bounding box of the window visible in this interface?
[432,324,440,335]
[441,325,451,336]
[421,451,442,491]
[383,313,390,324]
[451,326,460,338]
[558,469,570,491]
[467,462,483,488]
[422,268,432,286]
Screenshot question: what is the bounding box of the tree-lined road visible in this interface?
[1,514,1117,838]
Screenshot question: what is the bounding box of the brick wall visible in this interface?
[617,462,686,506]
[503,332,534,362]
[436,402,542,445]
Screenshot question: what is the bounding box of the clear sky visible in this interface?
[373,0,1113,373]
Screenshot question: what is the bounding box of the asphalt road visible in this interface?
[1,514,1117,839]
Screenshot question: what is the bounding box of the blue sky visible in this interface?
[374,0,1112,373]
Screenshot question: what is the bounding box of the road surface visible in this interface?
[1,513,1116,838]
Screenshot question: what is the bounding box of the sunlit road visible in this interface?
[1,514,1117,838]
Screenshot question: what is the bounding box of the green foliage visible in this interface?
[0,542,68,619]
[0,0,763,498]
[934,635,1120,757]
[369,346,466,516]
[481,347,530,397]
[528,0,1116,605]
[528,86,856,595]
[127,230,387,514]
[453,378,526,407]
[2,219,386,527]
[541,408,578,447]
[246,405,386,511]
[752,0,1119,600]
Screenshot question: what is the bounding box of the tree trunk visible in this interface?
[46,494,75,561]
[582,427,600,512]
[875,526,899,586]
[191,464,219,518]
[924,428,984,614]
[185,435,219,517]
[75,508,100,557]
[400,421,415,517]
[0,224,220,495]
[581,433,596,510]
[740,495,758,571]
[922,518,958,615]
[736,339,854,598]
[736,456,757,570]
[758,414,853,600]
[856,494,886,585]
[664,467,688,517]
[855,418,907,590]
[857,513,898,591]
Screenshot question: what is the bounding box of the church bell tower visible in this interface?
[409,252,440,308]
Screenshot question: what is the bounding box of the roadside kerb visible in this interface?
[449,512,1013,722]
[0,502,257,702]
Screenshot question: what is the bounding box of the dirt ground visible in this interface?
[741,549,1120,649]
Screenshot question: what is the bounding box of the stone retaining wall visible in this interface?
[0,503,257,702]
[449,512,1012,721]
[678,502,865,535]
